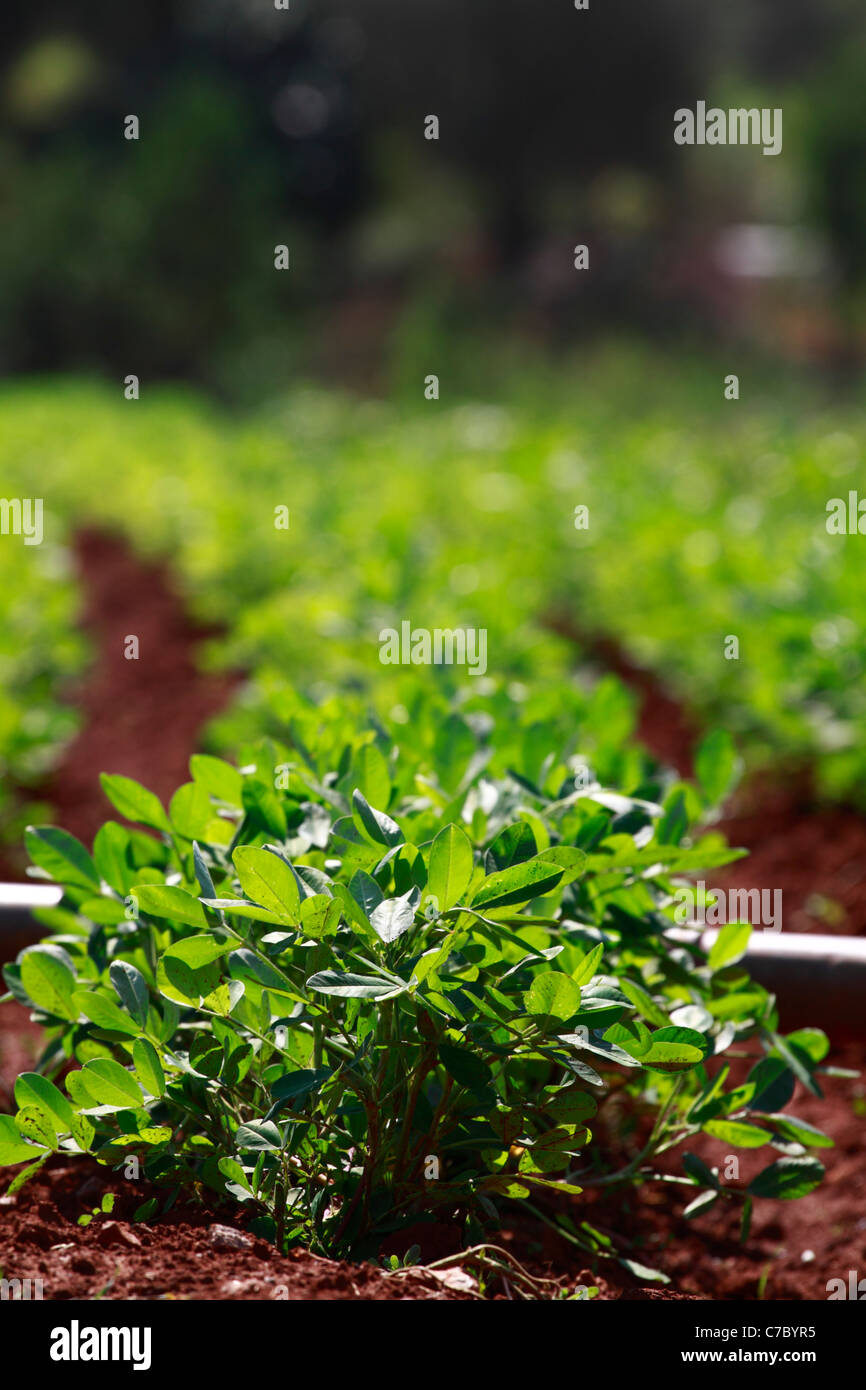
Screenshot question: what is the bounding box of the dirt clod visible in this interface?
[209,1223,254,1253]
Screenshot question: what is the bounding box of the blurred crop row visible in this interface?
[4,3,866,393]
[1,342,864,846]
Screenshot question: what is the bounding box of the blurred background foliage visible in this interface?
[3,1,866,850]
[2,0,866,396]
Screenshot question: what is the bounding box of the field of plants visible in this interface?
[4,0,866,1340]
[2,345,865,838]
[1,344,864,1304]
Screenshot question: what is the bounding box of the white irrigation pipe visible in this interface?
[668,926,866,1039]
[1,888,864,1037]
[0,884,62,910]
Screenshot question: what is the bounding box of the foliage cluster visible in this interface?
[1,697,834,1268]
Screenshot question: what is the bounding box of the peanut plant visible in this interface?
[0,699,833,1274]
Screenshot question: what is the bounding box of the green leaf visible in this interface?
[519,1127,578,1173]
[708,990,768,1022]
[307,970,403,1000]
[353,744,391,809]
[708,921,752,970]
[65,1071,98,1109]
[201,898,284,924]
[14,1073,75,1132]
[15,1106,58,1150]
[617,1258,670,1285]
[619,978,668,1027]
[472,857,564,911]
[100,774,171,831]
[93,822,133,894]
[192,842,217,899]
[650,1025,711,1059]
[438,1044,493,1095]
[20,946,77,1020]
[562,1056,604,1087]
[543,1088,598,1125]
[71,989,141,1037]
[426,823,474,911]
[25,825,100,891]
[703,1119,771,1148]
[78,1059,143,1111]
[370,892,417,944]
[162,936,227,969]
[233,846,301,923]
[110,961,150,1028]
[242,767,287,837]
[482,1177,531,1199]
[765,1114,834,1149]
[348,869,383,921]
[742,1057,795,1113]
[271,1068,332,1105]
[5,1153,50,1190]
[572,942,604,987]
[683,1189,718,1219]
[523,972,581,1023]
[0,1115,45,1166]
[560,1032,641,1067]
[78,897,128,927]
[747,1157,825,1200]
[133,1198,160,1222]
[639,1040,704,1073]
[656,789,687,846]
[683,1152,719,1189]
[485,822,537,872]
[228,949,294,996]
[203,979,245,1017]
[695,729,737,806]
[299,894,341,940]
[769,1032,822,1098]
[351,789,403,848]
[519,1176,583,1197]
[70,1113,95,1152]
[133,1038,165,1098]
[784,1028,830,1064]
[190,754,243,806]
[535,845,586,888]
[133,884,207,929]
[236,1121,283,1152]
[170,782,213,840]
[158,949,223,1008]
[218,1157,252,1194]
[189,1033,223,1079]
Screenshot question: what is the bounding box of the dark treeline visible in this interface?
[1,0,864,389]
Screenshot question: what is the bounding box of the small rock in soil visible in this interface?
[221,1277,266,1297]
[209,1223,253,1252]
[426,1267,478,1293]
[95,1220,141,1248]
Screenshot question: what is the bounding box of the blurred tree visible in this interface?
[0,0,863,384]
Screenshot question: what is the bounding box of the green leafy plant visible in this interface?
[0,705,836,1277]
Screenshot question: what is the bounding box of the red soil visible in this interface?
[0,529,241,878]
[556,622,866,937]
[44,528,241,844]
